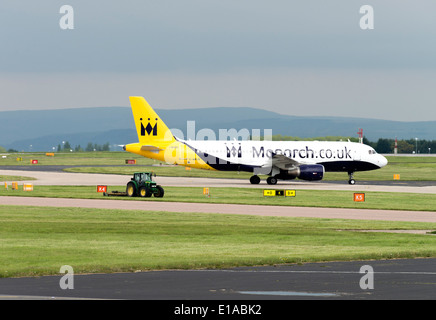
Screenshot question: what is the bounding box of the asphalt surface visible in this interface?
[1,259,436,301]
[3,164,436,184]
[2,196,436,222]
[3,164,436,186]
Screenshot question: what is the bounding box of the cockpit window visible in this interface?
[368,149,377,155]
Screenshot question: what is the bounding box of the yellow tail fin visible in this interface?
[129,96,174,143]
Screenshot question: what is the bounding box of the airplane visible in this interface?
[123,96,388,185]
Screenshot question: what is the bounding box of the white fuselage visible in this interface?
[182,139,387,173]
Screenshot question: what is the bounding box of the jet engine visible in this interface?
[284,164,324,181]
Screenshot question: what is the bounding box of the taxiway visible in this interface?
[2,168,436,194]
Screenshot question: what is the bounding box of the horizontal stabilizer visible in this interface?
[141,145,163,153]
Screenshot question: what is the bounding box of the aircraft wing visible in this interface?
[270,153,311,170]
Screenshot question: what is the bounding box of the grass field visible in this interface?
[0,175,36,182]
[0,151,142,166]
[1,205,436,278]
[2,185,436,212]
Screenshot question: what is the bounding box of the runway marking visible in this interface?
[178,269,436,276]
[0,294,106,300]
[237,291,339,297]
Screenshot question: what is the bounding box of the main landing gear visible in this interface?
[250,173,357,185]
[348,172,356,185]
[266,177,278,185]
[249,175,260,184]
[249,175,278,185]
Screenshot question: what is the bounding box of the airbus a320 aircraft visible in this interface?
[123,97,388,185]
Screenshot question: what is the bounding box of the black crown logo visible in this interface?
[140,118,158,136]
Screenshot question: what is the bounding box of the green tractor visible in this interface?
[126,172,164,198]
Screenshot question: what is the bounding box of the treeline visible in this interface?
[272,135,360,142]
[3,137,436,154]
[57,142,111,152]
[271,135,435,154]
[365,138,436,154]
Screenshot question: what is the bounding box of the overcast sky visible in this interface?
[1,0,436,121]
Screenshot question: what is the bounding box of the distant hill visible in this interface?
[0,106,435,151]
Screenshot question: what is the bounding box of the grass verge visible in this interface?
[1,205,435,277]
[2,185,436,212]
[0,175,36,182]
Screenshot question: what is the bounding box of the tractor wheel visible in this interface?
[126,182,136,197]
[154,185,164,198]
[139,186,152,197]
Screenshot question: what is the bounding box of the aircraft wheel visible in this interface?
[250,175,261,184]
[267,177,278,185]
[348,172,356,185]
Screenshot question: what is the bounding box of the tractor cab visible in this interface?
[133,172,152,184]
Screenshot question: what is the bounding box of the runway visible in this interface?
[1,259,436,300]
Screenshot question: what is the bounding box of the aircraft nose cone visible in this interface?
[379,155,388,168]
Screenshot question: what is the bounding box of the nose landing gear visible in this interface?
[348,172,356,185]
